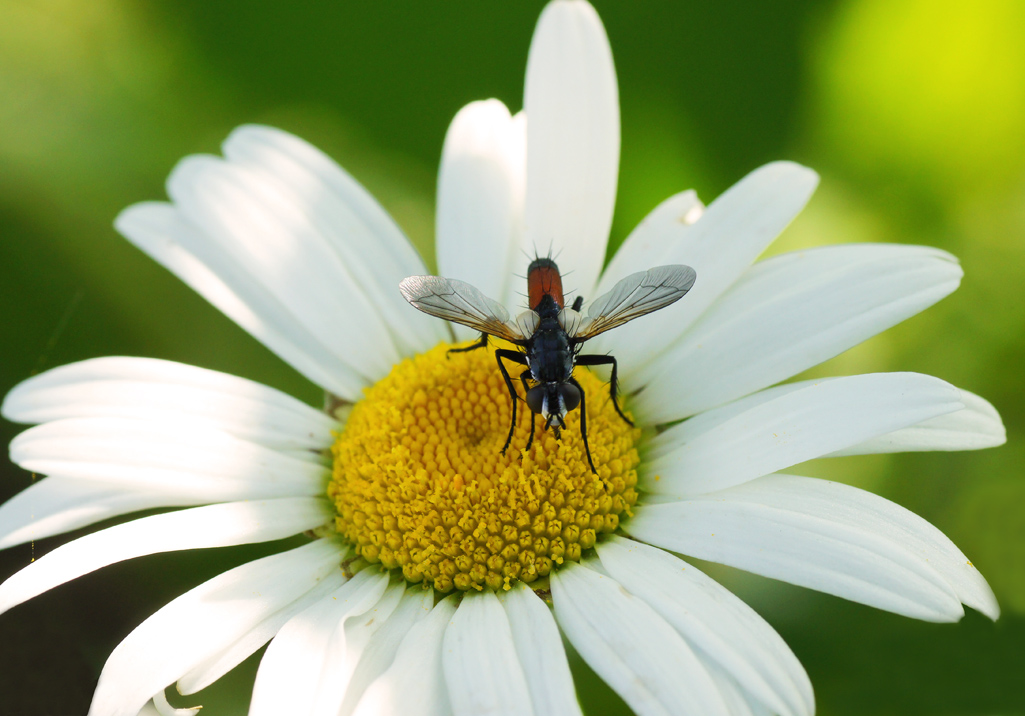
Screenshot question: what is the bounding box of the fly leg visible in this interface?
[571,295,584,311]
[575,354,633,426]
[495,349,528,454]
[569,376,597,474]
[519,369,537,452]
[447,332,488,356]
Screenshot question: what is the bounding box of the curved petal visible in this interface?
[167,155,401,383]
[10,417,328,496]
[626,475,974,622]
[352,595,457,716]
[442,589,534,716]
[597,189,704,292]
[551,561,728,716]
[594,162,818,373]
[116,204,366,399]
[223,125,446,359]
[830,389,1005,456]
[337,586,435,716]
[497,581,582,716]
[642,372,964,497]
[0,498,330,618]
[87,539,344,716]
[177,563,348,695]
[1,356,338,452]
[597,537,813,716]
[701,661,774,716]
[436,99,527,330]
[248,568,392,716]
[525,0,619,299]
[633,244,963,420]
[0,477,204,551]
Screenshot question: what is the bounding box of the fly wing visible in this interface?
[575,265,697,340]
[399,275,526,343]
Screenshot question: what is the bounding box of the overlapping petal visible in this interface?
[248,568,394,716]
[597,537,813,716]
[0,497,331,618]
[497,581,582,716]
[10,417,327,498]
[627,474,995,621]
[116,204,367,399]
[222,125,447,358]
[525,0,619,299]
[632,244,964,421]
[830,388,1005,455]
[88,539,346,716]
[336,586,435,716]
[352,596,456,716]
[1,356,338,451]
[593,162,819,371]
[552,561,729,716]
[442,590,534,716]
[436,99,527,321]
[0,477,203,551]
[641,372,964,496]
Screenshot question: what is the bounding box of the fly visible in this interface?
[399,258,696,473]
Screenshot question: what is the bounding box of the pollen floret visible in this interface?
[330,343,640,592]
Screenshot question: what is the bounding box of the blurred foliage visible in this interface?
[1,0,1022,714]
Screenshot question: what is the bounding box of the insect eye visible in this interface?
[525,386,545,414]
[559,383,581,411]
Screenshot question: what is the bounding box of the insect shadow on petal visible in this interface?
[399,258,696,473]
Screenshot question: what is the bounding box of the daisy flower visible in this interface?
[0,1,1005,715]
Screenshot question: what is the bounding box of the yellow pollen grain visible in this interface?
[329,342,641,593]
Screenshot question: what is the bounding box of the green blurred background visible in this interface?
[1,0,1022,713]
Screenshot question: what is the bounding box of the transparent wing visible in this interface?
[399,275,526,343]
[576,265,697,340]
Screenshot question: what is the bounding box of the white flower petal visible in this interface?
[248,568,391,716]
[595,162,818,374]
[116,204,365,399]
[222,125,447,358]
[626,475,970,622]
[596,536,813,716]
[642,372,964,497]
[87,539,344,716]
[525,0,619,299]
[551,561,728,716]
[0,477,199,550]
[442,589,534,716]
[702,661,773,716]
[830,389,1006,456]
[352,596,456,716]
[308,581,406,716]
[497,581,582,716]
[1,356,338,452]
[176,563,348,695]
[0,498,330,618]
[633,244,964,421]
[151,690,199,716]
[167,155,401,384]
[596,190,704,294]
[337,586,434,716]
[436,99,527,330]
[10,417,327,497]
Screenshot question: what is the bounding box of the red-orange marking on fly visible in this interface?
[527,258,565,310]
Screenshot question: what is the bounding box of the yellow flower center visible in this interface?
[329,342,640,593]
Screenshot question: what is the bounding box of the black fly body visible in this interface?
[399,258,696,473]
